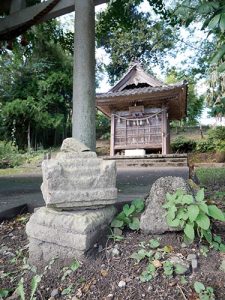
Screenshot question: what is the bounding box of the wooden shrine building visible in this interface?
[97,64,188,156]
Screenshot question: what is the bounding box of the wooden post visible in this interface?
[110,114,115,156]
[162,106,169,155]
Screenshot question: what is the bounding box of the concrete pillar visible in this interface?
[72,0,96,151]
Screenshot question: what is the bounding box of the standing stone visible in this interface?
[140,176,190,234]
[26,138,118,264]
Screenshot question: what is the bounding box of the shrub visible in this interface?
[171,136,196,153]
[195,139,215,153]
[207,126,225,142]
[196,167,225,186]
[0,141,23,168]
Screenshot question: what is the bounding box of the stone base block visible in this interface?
[26,206,116,264]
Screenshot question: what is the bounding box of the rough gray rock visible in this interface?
[60,137,90,153]
[140,176,190,234]
[41,138,117,209]
[26,206,116,264]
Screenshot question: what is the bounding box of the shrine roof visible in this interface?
[109,63,164,93]
[97,82,185,99]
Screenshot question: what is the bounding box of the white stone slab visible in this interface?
[125,149,146,157]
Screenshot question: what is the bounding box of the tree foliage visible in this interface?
[0,20,73,149]
[96,0,177,84]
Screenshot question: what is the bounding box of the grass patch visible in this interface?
[196,167,225,186]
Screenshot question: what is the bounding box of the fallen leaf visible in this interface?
[100,269,108,277]
[152,260,162,268]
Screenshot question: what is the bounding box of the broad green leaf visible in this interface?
[220,13,225,32]
[0,289,9,298]
[219,243,225,253]
[214,235,222,243]
[176,208,187,220]
[146,263,156,274]
[218,62,225,73]
[196,213,210,230]
[167,205,177,220]
[111,219,124,228]
[198,203,208,214]
[208,14,221,29]
[16,278,25,300]
[116,211,126,221]
[166,215,180,227]
[212,44,225,64]
[188,205,199,223]
[149,239,160,249]
[131,199,145,213]
[194,281,205,293]
[195,189,204,202]
[140,271,153,282]
[128,217,140,230]
[202,230,213,243]
[166,214,180,227]
[70,259,80,272]
[30,275,42,300]
[123,204,135,217]
[184,223,195,241]
[208,205,225,221]
[174,264,188,275]
[182,195,193,205]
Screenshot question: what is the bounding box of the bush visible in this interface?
[196,167,225,186]
[96,112,110,139]
[195,139,215,153]
[171,136,196,153]
[207,126,225,142]
[0,141,23,168]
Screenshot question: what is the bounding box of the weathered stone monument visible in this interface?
[26,138,117,264]
[140,176,189,234]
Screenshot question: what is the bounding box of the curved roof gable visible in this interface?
[110,63,165,93]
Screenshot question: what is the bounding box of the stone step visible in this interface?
[104,155,188,168]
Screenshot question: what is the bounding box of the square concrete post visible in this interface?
[72,0,96,151]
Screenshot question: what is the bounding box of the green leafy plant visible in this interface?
[163,188,225,248]
[171,136,196,153]
[61,259,80,281]
[140,263,156,282]
[163,261,174,277]
[194,281,215,300]
[111,199,145,231]
[16,275,42,300]
[130,249,154,264]
[0,289,9,299]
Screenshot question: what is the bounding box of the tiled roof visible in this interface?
[97,82,186,99]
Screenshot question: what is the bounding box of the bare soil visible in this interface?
[1,187,225,300]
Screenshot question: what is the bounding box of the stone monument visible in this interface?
[140,176,190,234]
[26,138,118,264]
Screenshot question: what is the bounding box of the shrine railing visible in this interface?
[113,111,163,147]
